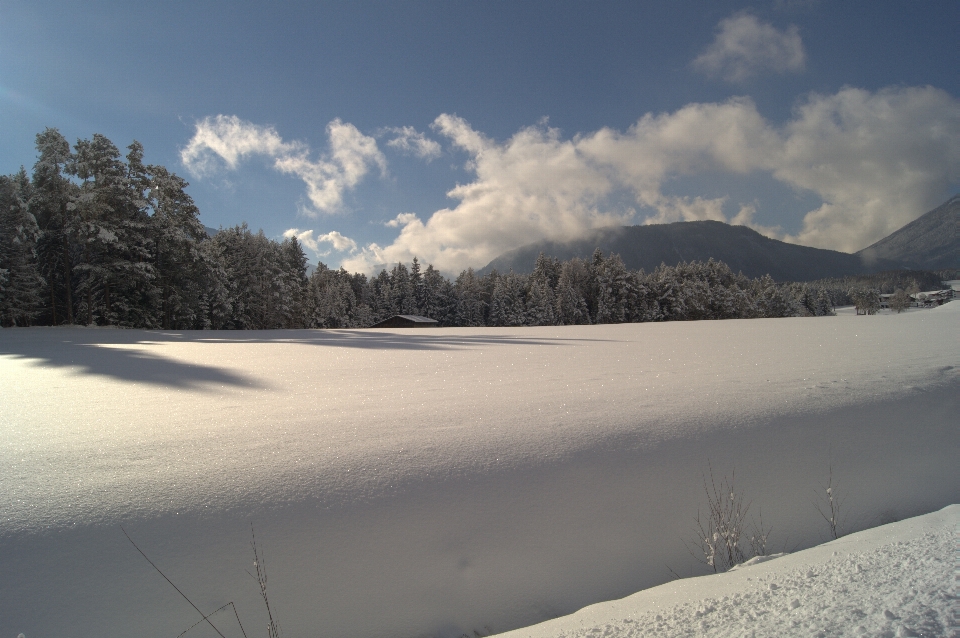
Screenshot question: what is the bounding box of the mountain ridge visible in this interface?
[480,196,959,281]
[856,195,959,270]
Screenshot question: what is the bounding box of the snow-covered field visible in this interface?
[1,304,957,638]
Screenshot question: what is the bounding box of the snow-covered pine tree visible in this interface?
[422,263,455,325]
[753,274,801,318]
[210,224,284,328]
[31,128,78,325]
[370,268,396,323]
[650,263,684,321]
[489,271,527,326]
[390,262,416,316]
[279,235,309,328]
[525,279,556,326]
[308,265,359,328]
[68,134,158,327]
[143,160,209,329]
[197,236,233,329]
[527,252,558,326]
[699,259,743,320]
[592,251,636,324]
[555,258,591,325]
[454,268,486,327]
[409,257,425,316]
[0,171,45,326]
[814,288,835,316]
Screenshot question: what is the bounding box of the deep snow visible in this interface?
[1,304,957,637]
[499,505,958,638]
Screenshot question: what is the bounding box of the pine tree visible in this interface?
[814,288,835,316]
[145,161,209,328]
[410,257,425,315]
[422,263,455,325]
[390,262,415,315]
[67,134,158,326]
[527,252,559,326]
[31,128,78,324]
[370,268,395,323]
[454,268,486,326]
[489,272,527,326]
[0,171,45,326]
[754,275,801,318]
[555,258,591,325]
[525,278,556,326]
[279,235,309,327]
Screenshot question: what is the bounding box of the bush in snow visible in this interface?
[688,465,770,573]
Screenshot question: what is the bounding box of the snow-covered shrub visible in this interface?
[688,465,771,573]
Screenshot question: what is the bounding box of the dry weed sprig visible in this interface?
[247,523,281,638]
[121,525,248,638]
[814,465,845,539]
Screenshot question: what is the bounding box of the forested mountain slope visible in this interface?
[478,209,954,281]
[479,221,894,280]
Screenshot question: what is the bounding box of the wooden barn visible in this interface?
[370,315,439,328]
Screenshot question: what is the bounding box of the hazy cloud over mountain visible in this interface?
[332,86,959,275]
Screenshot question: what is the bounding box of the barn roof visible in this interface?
[369,315,439,328]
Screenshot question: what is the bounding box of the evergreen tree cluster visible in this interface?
[2,128,842,329]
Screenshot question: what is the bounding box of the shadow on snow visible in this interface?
[0,327,615,388]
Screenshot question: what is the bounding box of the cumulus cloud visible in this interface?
[693,13,806,82]
[284,228,359,258]
[776,86,960,251]
[181,115,385,214]
[181,115,301,175]
[385,126,442,161]
[342,85,959,275]
[386,212,421,228]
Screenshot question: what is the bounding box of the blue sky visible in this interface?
[2,1,958,274]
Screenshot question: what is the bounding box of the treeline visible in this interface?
[805,270,956,308]
[0,128,875,330]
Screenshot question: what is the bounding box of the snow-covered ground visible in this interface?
[1,303,957,638]
[500,505,958,638]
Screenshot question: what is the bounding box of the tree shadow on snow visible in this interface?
[0,328,259,390]
[0,327,618,388]
[184,328,617,351]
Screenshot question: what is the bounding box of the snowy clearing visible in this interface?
[0,304,957,638]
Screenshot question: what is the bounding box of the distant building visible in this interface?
[911,290,953,307]
[370,315,439,328]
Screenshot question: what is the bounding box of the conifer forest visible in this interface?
[0,129,935,329]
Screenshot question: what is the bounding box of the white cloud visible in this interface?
[693,13,806,83]
[386,212,421,228]
[385,126,442,161]
[181,115,385,214]
[342,86,959,275]
[776,86,960,251]
[284,228,359,258]
[180,115,301,175]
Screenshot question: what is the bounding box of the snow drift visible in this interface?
[500,504,959,638]
[1,303,957,638]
